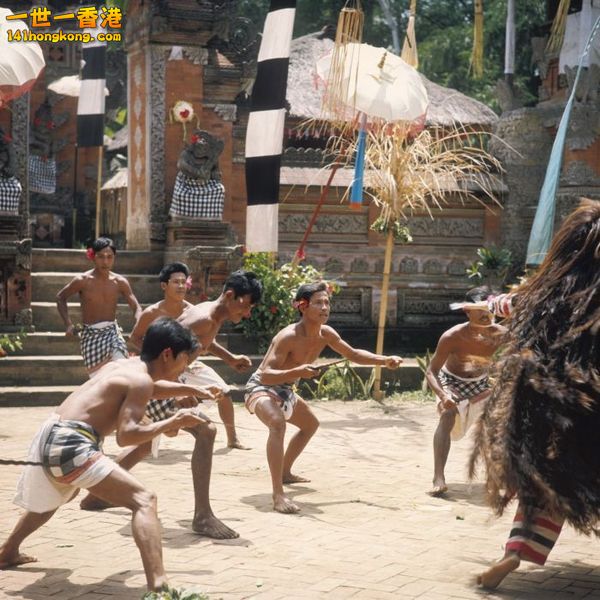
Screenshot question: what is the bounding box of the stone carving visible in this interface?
[566,105,600,151]
[279,214,367,235]
[565,64,600,106]
[15,239,32,271]
[150,46,168,242]
[561,160,600,187]
[399,256,418,274]
[422,259,443,275]
[531,36,550,81]
[170,129,226,220]
[402,297,453,315]
[14,308,33,327]
[407,216,484,238]
[29,100,57,196]
[213,104,237,122]
[350,257,369,272]
[324,257,344,273]
[494,78,523,113]
[447,259,467,276]
[177,130,224,181]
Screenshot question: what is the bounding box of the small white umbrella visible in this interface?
[317,42,429,123]
[0,8,45,106]
[48,74,109,98]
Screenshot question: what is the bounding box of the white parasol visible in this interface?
[316,42,428,123]
[48,74,109,98]
[0,8,45,106]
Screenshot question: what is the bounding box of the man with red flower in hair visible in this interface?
[244,281,402,514]
[56,237,142,377]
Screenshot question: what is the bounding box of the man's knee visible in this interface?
[304,413,319,435]
[130,488,157,513]
[268,415,287,437]
[190,421,217,440]
[438,408,457,429]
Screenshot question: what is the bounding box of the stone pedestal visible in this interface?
[165,219,242,302]
[0,233,32,330]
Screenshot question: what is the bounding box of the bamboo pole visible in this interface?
[95,145,103,239]
[372,225,394,401]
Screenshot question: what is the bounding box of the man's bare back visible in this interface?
[57,358,153,437]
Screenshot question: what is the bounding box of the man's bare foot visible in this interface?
[273,494,300,514]
[428,478,448,497]
[80,494,112,511]
[0,548,38,569]
[477,553,520,589]
[227,440,251,450]
[282,473,310,484]
[192,514,239,539]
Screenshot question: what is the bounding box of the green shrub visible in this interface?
[237,253,335,352]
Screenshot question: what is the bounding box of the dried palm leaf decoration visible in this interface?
[321,0,364,120]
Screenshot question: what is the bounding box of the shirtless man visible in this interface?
[244,281,402,514]
[56,237,142,376]
[130,262,247,449]
[80,264,249,523]
[128,262,193,353]
[0,318,211,594]
[426,286,506,497]
[177,269,263,451]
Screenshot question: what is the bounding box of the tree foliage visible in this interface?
[236,0,548,111]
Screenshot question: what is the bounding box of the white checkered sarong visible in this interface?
[439,367,489,403]
[80,321,128,371]
[0,176,21,213]
[29,155,56,195]
[170,173,224,219]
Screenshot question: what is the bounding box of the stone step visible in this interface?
[12,331,232,356]
[32,302,140,332]
[0,355,265,386]
[0,385,79,406]
[32,248,165,274]
[32,272,163,304]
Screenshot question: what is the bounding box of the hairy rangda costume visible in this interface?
[470,199,600,582]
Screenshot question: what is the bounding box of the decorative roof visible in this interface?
[287,33,498,128]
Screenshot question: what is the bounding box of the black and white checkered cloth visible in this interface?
[170,172,224,219]
[0,176,21,213]
[79,322,128,371]
[145,398,175,422]
[439,368,489,403]
[29,155,56,195]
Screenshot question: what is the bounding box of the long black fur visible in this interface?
[470,199,600,534]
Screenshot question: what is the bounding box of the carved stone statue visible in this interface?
[29,99,56,195]
[565,64,600,106]
[0,126,22,213]
[177,129,224,181]
[170,129,226,219]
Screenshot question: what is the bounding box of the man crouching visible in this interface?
[0,318,209,594]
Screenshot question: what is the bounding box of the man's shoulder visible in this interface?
[442,322,467,338]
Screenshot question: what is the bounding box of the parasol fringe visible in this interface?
[546,0,570,56]
[322,1,364,120]
[401,0,418,68]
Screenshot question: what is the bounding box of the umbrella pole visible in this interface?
[373,226,394,401]
[95,145,103,239]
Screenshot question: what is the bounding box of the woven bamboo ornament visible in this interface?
[546,0,570,55]
[321,0,364,120]
[470,0,484,79]
[401,0,418,68]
